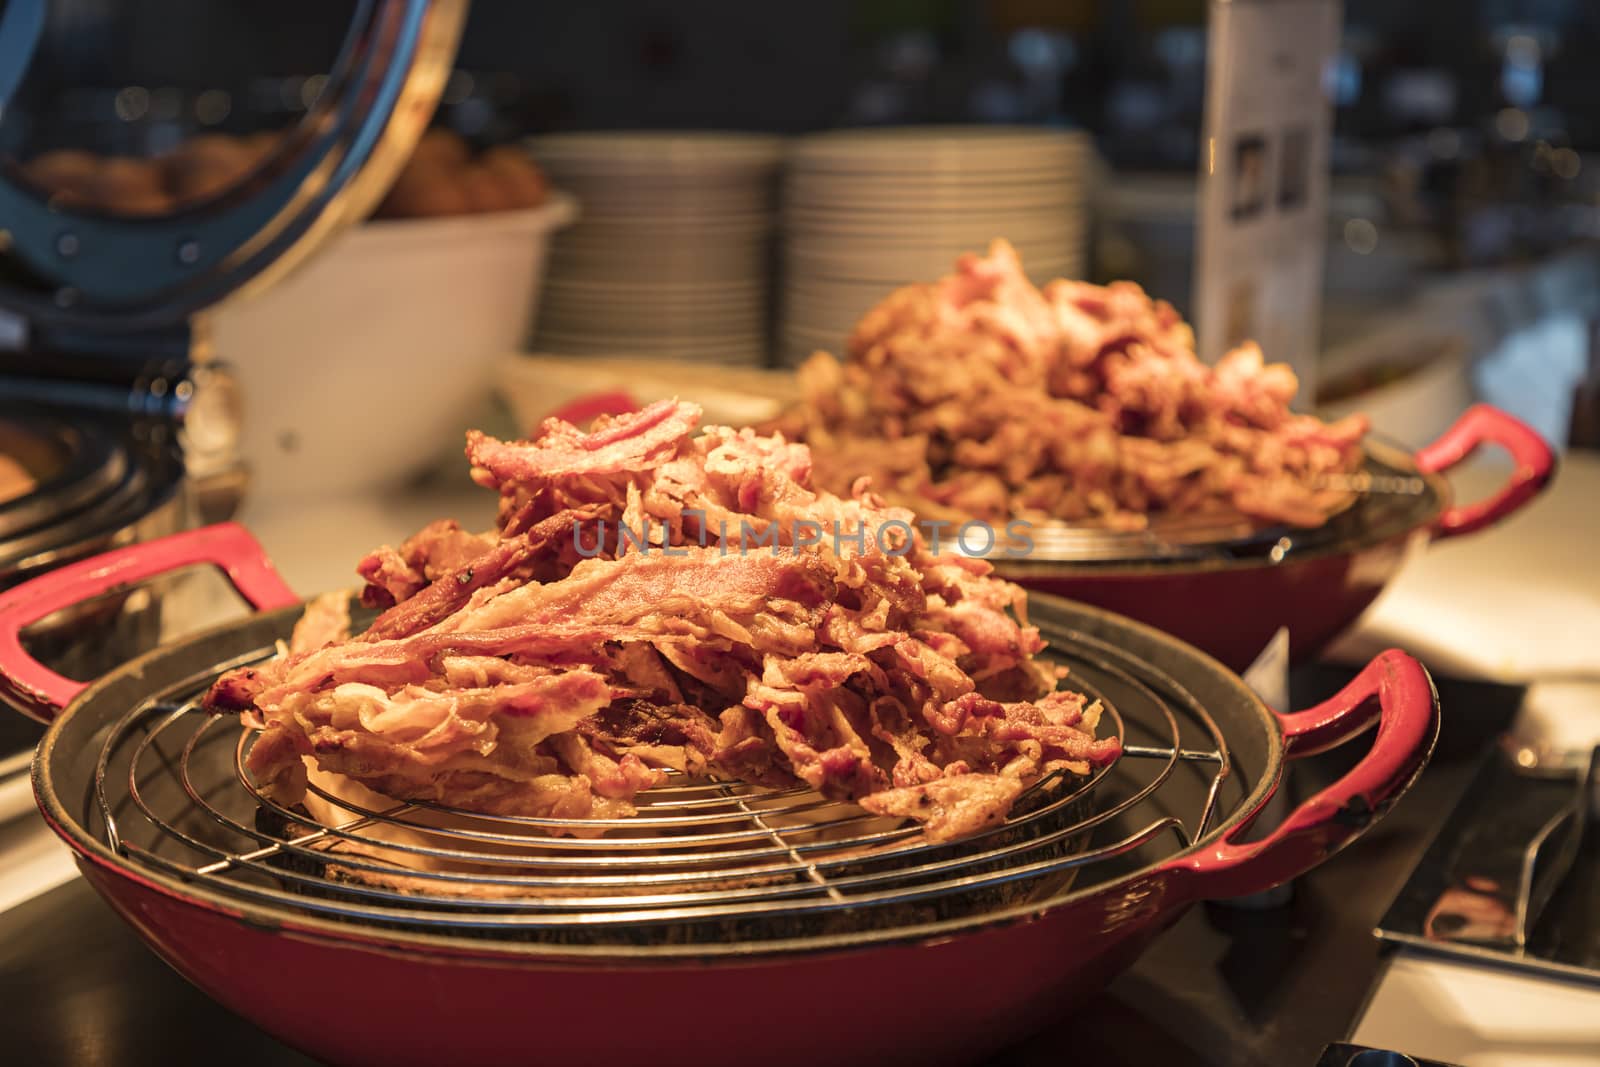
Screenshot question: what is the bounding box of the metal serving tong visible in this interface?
[1408,742,1598,959]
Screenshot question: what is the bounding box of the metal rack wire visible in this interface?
[88,628,1242,947]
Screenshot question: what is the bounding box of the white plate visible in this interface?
[539,314,769,335]
[784,207,1085,229]
[783,171,1088,194]
[784,210,1084,230]
[786,162,1091,182]
[538,169,778,190]
[528,131,785,170]
[788,126,1090,171]
[545,285,766,301]
[783,250,1083,282]
[536,326,768,346]
[550,235,774,254]
[781,259,1084,284]
[784,253,1083,278]
[543,273,767,293]
[788,151,1092,176]
[542,289,769,308]
[545,271,768,291]
[783,246,1082,269]
[550,243,771,264]
[540,305,768,326]
[783,193,1085,218]
[780,284,897,305]
[783,235,1083,258]
[555,215,774,238]
[549,249,770,266]
[547,276,765,292]
[546,281,766,295]
[784,180,1089,204]
[547,272,767,290]
[563,205,776,226]
[547,251,770,273]
[543,290,767,308]
[782,189,1085,212]
[550,248,770,267]
[787,222,1088,247]
[562,207,774,228]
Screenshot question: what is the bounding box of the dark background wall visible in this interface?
[13,0,1600,165]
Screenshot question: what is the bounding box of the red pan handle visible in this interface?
[1174,649,1438,900]
[545,390,641,429]
[0,522,299,724]
[1413,404,1556,539]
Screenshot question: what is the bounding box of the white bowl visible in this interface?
[211,194,578,500]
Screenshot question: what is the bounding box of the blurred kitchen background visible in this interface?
[4,10,1598,1066]
[8,0,1600,472]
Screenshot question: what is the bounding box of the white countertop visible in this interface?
[1330,450,1600,693]
[1337,451,1600,1064]
[1353,954,1600,1066]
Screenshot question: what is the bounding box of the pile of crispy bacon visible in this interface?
[773,240,1370,530]
[206,400,1119,842]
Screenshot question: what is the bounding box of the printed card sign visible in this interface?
[1194,0,1342,403]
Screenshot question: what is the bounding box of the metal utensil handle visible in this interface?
[0,522,298,724]
[1413,404,1557,539]
[1174,649,1439,899]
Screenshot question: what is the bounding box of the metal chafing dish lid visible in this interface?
[0,1,466,336]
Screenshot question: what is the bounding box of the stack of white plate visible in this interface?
[526,132,783,365]
[779,126,1094,365]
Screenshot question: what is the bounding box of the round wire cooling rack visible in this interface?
[85,630,1251,949]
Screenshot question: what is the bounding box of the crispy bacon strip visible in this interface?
[859,774,1026,840]
[773,239,1370,531]
[357,519,496,609]
[247,669,626,818]
[246,550,833,708]
[466,398,700,486]
[228,399,1121,843]
[431,547,834,634]
[359,509,591,642]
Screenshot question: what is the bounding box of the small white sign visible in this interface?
[1194,0,1342,404]
[0,307,26,351]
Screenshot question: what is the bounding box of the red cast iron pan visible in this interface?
[0,523,1439,1067]
[995,404,1555,671]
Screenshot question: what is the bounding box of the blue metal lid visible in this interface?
[0,0,466,337]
